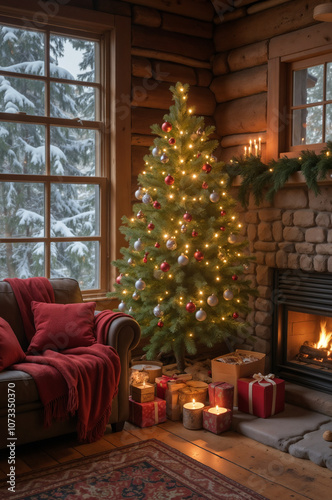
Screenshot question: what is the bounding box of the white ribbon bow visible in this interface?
[248,373,277,416]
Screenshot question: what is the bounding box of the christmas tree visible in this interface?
[110,82,254,371]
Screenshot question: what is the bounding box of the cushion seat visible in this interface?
[0,370,39,407]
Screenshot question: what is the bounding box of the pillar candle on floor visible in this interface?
[203,406,232,434]
[183,399,204,430]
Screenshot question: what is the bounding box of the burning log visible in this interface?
[299,344,329,359]
[296,354,332,369]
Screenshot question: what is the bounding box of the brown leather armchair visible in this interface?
[0,278,140,448]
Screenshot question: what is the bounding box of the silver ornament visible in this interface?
[209,191,220,203]
[152,147,161,157]
[228,234,237,244]
[128,307,133,314]
[166,237,177,250]
[153,304,164,317]
[118,300,126,312]
[128,257,135,267]
[207,294,218,307]
[142,193,152,204]
[177,253,189,266]
[195,308,207,321]
[181,224,187,233]
[153,269,164,280]
[135,187,144,200]
[223,289,234,301]
[135,278,146,291]
[134,238,144,251]
[210,155,217,162]
[132,291,140,301]
[160,153,169,163]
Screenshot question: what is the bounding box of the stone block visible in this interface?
[278,242,294,252]
[300,254,313,271]
[314,255,327,272]
[239,224,247,236]
[272,221,283,241]
[256,265,272,286]
[328,257,332,273]
[328,230,332,243]
[276,250,288,268]
[258,208,282,222]
[309,187,332,210]
[254,310,272,326]
[245,211,259,224]
[254,241,277,252]
[316,212,331,228]
[257,285,272,299]
[283,226,304,242]
[295,242,315,254]
[288,253,299,269]
[247,223,257,241]
[248,192,271,209]
[255,251,265,265]
[255,298,272,312]
[293,210,315,227]
[305,227,326,243]
[316,244,332,255]
[253,337,271,354]
[274,189,307,209]
[265,252,276,268]
[257,222,273,241]
[282,210,293,225]
[255,324,271,340]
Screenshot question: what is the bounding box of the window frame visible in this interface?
[0,1,131,301]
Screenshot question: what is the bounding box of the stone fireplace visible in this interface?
[233,179,332,395]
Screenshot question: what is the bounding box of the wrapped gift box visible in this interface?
[208,382,234,411]
[211,350,266,406]
[165,381,187,421]
[156,374,192,399]
[130,382,155,403]
[129,396,166,427]
[237,374,285,418]
[203,406,232,434]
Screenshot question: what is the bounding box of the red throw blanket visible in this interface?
[7,278,124,442]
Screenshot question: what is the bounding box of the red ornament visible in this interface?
[194,250,204,262]
[220,226,225,231]
[153,201,161,209]
[147,222,155,230]
[232,274,238,281]
[197,153,201,157]
[220,210,226,216]
[183,212,192,222]
[232,312,239,319]
[143,252,149,263]
[157,321,164,328]
[160,261,170,272]
[165,174,175,185]
[155,242,161,248]
[202,182,208,189]
[168,137,176,145]
[116,274,122,284]
[192,230,198,237]
[202,163,212,173]
[162,121,172,132]
[186,301,196,313]
[137,210,145,219]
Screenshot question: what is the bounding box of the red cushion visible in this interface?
[0,318,26,371]
[28,301,97,353]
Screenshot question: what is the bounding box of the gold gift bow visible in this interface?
[248,373,277,416]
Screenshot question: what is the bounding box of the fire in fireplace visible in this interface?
[273,270,332,393]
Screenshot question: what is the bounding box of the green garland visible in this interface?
[223,141,332,208]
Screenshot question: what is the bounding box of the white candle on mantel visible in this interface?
[208,405,228,415]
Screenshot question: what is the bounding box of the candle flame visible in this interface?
[143,380,146,387]
[216,405,219,414]
[192,398,196,408]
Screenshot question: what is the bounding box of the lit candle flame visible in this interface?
[192,398,196,408]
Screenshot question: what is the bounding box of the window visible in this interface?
[0,6,131,298]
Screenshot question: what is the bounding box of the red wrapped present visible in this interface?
[237,373,285,418]
[129,396,166,427]
[203,406,232,434]
[208,382,234,411]
[155,375,173,399]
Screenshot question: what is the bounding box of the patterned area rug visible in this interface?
[4,439,267,499]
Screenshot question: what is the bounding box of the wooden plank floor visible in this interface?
[0,420,331,499]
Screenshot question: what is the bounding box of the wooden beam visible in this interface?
[228,41,268,72]
[131,107,166,135]
[151,61,197,85]
[132,145,150,176]
[132,5,161,27]
[131,134,154,146]
[162,12,213,39]
[215,94,267,136]
[132,48,211,69]
[211,65,268,103]
[132,56,152,78]
[196,69,212,87]
[270,23,332,59]
[122,0,215,22]
[212,52,229,76]
[221,132,267,149]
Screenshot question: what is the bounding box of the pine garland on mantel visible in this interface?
[223,141,332,208]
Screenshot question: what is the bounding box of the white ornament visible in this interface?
[128,257,135,267]
[160,153,169,163]
[153,304,164,317]
[153,269,164,280]
[142,193,152,204]
[228,234,237,244]
[135,187,144,200]
[132,291,140,301]
[195,308,207,321]
[166,237,177,250]
[178,253,189,266]
[128,307,133,314]
[135,278,146,291]
[223,289,234,301]
[134,238,144,251]
[152,147,161,157]
[209,191,220,203]
[118,300,126,312]
[207,294,219,307]
[181,224,187,233]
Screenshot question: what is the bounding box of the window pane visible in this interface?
[51,240,99,289]
[50,127,97,176]
[0,242,44,279]
[0,75,45,114]
[327,62,332,101]
[0,122,45,174]
[50,35,96,82]
[0,25,45,75]
[292,106,323,146]
[50,82,96,120]
[51,183,99,237]
[0,182,44,237]
[326,103,332,142]
[293,65,323,106]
